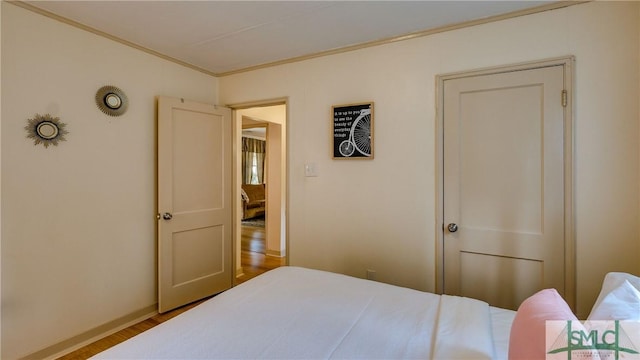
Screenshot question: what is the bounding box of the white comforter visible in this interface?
[94,267,512,359]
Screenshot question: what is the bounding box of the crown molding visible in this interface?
[9,0,587,78]
[8,1,217,77]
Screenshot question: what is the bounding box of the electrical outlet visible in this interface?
[366,269,376,281]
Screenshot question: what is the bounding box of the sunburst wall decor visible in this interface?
[25,113,68,148]
[95,85,128,116]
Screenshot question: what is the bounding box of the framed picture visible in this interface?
[332,102,374,159]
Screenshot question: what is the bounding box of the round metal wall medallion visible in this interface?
[25,114,68,148]
[96,85,128,116]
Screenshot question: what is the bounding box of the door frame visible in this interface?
[226,97,290,284]
[434,56,576,309]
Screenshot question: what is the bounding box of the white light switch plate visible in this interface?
[304,163,318,177]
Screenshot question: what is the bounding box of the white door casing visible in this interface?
[437,58,574,311]
[157,96,232,313]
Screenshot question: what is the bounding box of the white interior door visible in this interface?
[158,96,232,313]
[443,65,567,310]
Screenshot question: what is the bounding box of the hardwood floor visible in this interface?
[236,223,286,284]
[57,224,284,359]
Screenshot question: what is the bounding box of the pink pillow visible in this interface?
[509,289,577,360]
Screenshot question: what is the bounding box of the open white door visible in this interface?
[157,96,232,313]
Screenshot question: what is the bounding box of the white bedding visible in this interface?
[94,267,514,359]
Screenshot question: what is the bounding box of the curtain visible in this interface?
[242,137,266,184]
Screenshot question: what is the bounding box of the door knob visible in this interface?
[162,212,173,220]
[447,223,458,233]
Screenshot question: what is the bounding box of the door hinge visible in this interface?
[561,90,568,108]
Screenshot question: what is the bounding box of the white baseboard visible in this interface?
[21,304,157,360]
[266,249,285,258]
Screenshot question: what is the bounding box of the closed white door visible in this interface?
[157,96,232,313]
[443,65,567,310]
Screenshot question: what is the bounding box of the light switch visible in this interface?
[304,163,318,177]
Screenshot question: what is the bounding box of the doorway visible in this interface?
[435,57,575,310]
[232,102,288,285]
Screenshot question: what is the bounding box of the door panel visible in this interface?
[172,226,224,286]
[158,96,232,313]
[172,108,224,212]
[443,66,565,310]
[459,85,543,235]
[459,252,543,309]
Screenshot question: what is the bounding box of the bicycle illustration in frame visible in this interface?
[332,102,374,159]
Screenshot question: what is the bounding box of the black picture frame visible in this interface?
[332,102,374,159]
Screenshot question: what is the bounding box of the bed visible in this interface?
[93,266,516,359]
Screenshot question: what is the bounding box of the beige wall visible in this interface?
[240,105,286,125]
[0,2,3,357]
[1,3,218,359]
[220,1,640,319]
[265,121,284,257]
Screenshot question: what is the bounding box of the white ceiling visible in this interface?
[24,1,558,76]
